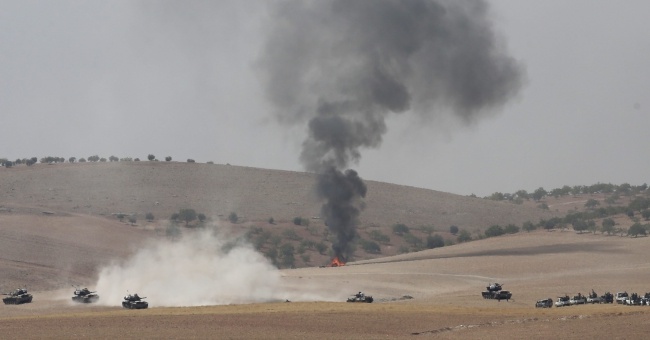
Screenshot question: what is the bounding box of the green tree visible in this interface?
[426,234,445,249]
[485,225,505,238]
[68,157,76,163]
[628,223,647,238]
[449,225,459,235]
[572,219,588,233]
[457,230,472,243]
[178,208,197,226]
[165,156,172,161]
[147,154,155,161]
[392,223,410,235]
[532,187,547,201]
[601,218,615,235]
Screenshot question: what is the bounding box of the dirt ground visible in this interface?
[2,231,650,339]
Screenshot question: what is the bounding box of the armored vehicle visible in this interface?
[481,283,512,301]
[122,293,148,309]
[2,288,33,305]
[555,295,571,307]
[601,292,614,304]
[535,298,553,308]
[615,292,628,304]
[570,293,586,305]
[72,287,99,303]
[346,292,373,303]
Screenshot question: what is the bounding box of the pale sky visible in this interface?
[1,1,649,196]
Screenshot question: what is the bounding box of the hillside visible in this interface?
[0,162,556,229]
[2,162,650,339]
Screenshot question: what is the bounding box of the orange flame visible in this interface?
[328,256,346,267]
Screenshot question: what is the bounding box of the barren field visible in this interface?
[1,163,649,339]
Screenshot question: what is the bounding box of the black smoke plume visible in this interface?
[258,0,524,260]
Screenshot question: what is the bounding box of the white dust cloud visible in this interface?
[95,228,324,307]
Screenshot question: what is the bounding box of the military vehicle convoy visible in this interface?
[2,288,33,305]
[347,292,373,303]
[122,293,148,309]
[481,283,512,301]
[71,287,100,303]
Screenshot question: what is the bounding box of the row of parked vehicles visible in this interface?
[535,290,650,308]
[3,287,148,309]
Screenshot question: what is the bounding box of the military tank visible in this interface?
[481,283,512,301]
[122,293,148,309]
[71,286,99,303]
[2,288,33,305]
[346,291,373,303]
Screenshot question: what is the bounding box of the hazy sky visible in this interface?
[2,1,649,196]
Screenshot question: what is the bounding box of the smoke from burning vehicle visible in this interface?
[258,0,524,260]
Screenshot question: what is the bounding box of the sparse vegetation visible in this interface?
[228,212,239,223]
[392,223,409,235]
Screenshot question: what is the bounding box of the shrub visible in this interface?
[165,156,172,162]
[228,212,239,223]
[392,223,409,235]
[148,154,155,161]
[522,221,536,232]
[198,213,206,222]
[79,158,87,163]
[145,212,154,221]
[504,224,520,234]
[426,234,445,249]
[109,155,119,162]
[368,230,390,244]
[187,159,195,163]
[359,239,381,254]
[268,217,275,225]
[485,225,505,238]
[404,233,422,248]
[293,217,309,226]
[398,245,410,254]
[128,215,137,225]
[69,157,76,163]
[449,225,459,235]
[282,229,302,241]
[457,230,472,243]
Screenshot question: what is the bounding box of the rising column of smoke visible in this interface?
[259,0,524,260]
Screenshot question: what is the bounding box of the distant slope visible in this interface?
[0,162,556,229]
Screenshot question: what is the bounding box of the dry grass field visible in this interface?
[1,162,649,339]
